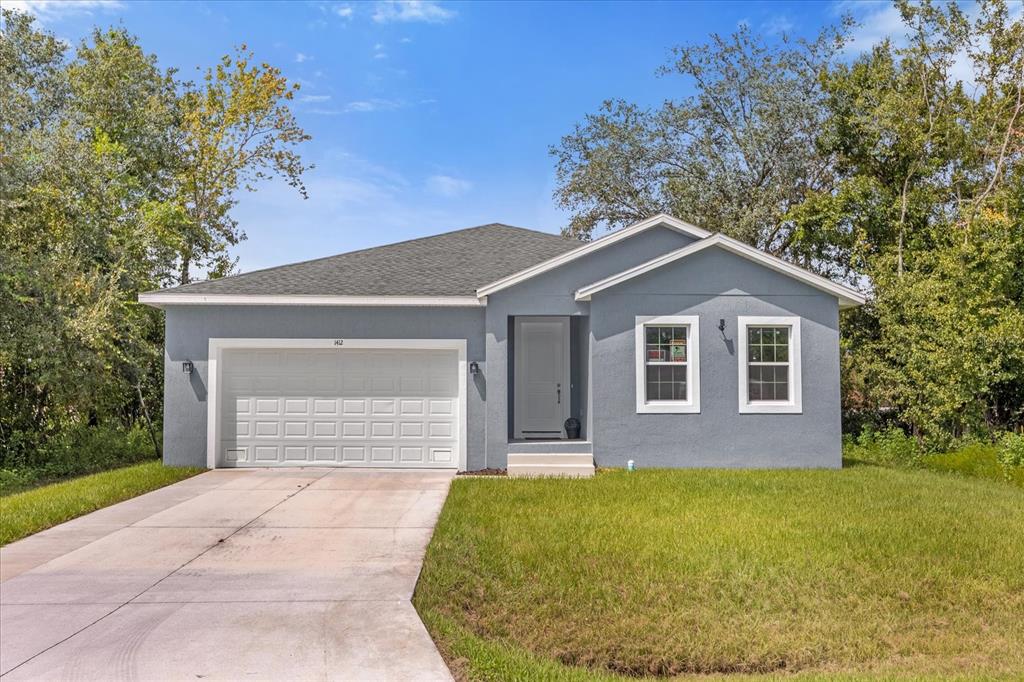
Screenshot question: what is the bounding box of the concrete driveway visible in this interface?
[0,468,455,681]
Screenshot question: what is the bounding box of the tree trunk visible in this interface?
[135,382,161,459]
[179,252,191,285]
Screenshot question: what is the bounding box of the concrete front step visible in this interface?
[507,440,594,454]
[507,452,595,467]
[507,461,595,478]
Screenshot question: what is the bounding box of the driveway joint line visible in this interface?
[1,469,332,677]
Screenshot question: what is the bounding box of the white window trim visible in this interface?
[737,316,802,414]
[635,315,700,414]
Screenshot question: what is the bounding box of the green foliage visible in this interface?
[923,442,1024,487]
[0,424,159,495]
[843,426,921,465]
[549,22,856,276]
[997,431,1024,470]
[0,461,204,545]
[0,10,308,474]
[844,428,1024,487]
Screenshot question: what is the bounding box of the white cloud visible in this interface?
[426,175,472,198]
[373,42,388,59]
[307,96,407,114]
[838,0,908,54]
[294,52,313,63]
[762,15,794,36]
[400,37,413,43]
[372,0,455,24]
[340,98,405,113]
[300,94,332,103]
[332,3,353,19]
[4,0,122,21]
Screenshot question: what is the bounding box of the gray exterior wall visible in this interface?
[483,226,697,468]
[158,225,843,472]
[588,247,842,468]
[162,305,486,469]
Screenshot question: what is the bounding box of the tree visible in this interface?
[174,46,310,283]
[808,0,1024,442]
[0,11,312,472]
[550,22,854,278]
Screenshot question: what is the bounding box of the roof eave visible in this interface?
[475,214,711,298]
[138,293,487,308]
[574,234,867,308]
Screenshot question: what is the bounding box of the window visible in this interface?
[635,316,700,413]
[737,316,802,413]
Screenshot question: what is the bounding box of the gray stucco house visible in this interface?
[141,214,864,476]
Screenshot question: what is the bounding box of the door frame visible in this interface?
[206,337,468,470]
[512,316,571,439]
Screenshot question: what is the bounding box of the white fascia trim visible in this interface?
[635,315,700,414]
[475,214,711,298]
[575,234,866,308]
[206,338,468,471]
[737,316,802,414]
[139,293,486,307]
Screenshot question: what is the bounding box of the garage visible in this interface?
[208,339,466,469]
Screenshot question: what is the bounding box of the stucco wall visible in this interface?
[161,305,486,469]
[483,226,698,468]
[158,227,843,472]
[588,247,842,468]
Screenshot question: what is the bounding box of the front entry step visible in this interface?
[507,452,595,478]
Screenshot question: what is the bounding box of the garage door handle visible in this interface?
[557,384,561,404]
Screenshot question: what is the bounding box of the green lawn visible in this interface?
[0,461,205,546]
[414,466,1024,681]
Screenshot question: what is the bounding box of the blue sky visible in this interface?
[12,0,904,273]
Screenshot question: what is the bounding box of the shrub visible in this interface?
[0,423,160,495]
[997,432,1024,480]
[843,427,921,466]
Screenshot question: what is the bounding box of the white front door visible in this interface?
[513,316,571,439]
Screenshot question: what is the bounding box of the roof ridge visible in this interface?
[161,222,572,294]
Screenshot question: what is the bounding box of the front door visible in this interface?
[513,316,570,439]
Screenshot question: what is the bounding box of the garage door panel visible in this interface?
[220,347,460,468]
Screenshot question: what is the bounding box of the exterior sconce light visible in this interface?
[182,360,194,375]
[718,319,726,333]
[468,361,480,375]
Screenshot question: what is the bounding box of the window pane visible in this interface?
[645,361,687,402]
[645,326,687,364]
[748,378,762,400]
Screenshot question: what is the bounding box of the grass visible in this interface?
[414,466,1024,681]
[0,461,204,546]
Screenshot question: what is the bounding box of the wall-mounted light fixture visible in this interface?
[182,360,194,375]
[718,319,726,333]
[468,361,480,375]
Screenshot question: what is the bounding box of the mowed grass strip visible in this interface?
[0,461,204,545]
[414,466,1024,680]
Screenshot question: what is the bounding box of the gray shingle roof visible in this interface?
[152,223,582,297]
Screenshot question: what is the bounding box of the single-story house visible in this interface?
[140,214,865,477]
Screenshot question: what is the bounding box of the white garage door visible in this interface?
[219,347,460,468]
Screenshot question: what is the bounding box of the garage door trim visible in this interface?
[206,338,468,470]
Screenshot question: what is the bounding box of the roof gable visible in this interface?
[574,234,866,308]
[474,214,711,297]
